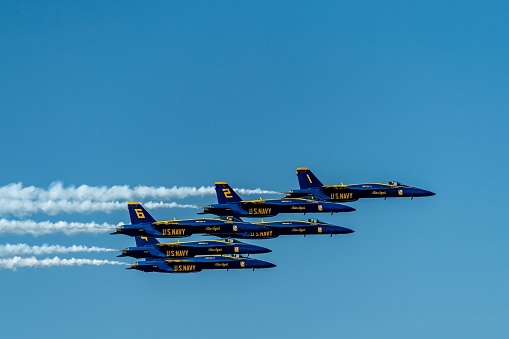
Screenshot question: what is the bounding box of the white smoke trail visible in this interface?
[0,182,278,201]
[0,219,116,236]
[0,244,116,257]
[0,199,198,217]
[0,256,125,271]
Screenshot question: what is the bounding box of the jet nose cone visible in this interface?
[257,260,276,268]
[246,244,271,254]
[325,225,354,234]
[329,203,355,212]
[341,227,355,234]
[413,188,436,197]
[422,189,435,196]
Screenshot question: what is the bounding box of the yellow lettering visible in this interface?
[331,192,353,200]
[174,264,196,272]
[249,230,273,237]
[162,229,185,236]
[248,208,272,215]
[134,208,145,219]
[291,228,306,233]
[222,188,233,199]
[306,174,313,184]
[208,248,222,253]
[166,250,189,257]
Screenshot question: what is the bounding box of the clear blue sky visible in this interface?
[1,1,509,338]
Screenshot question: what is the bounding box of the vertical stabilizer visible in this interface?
[214,182,243,204]
[296,168,324,189]
[127,202,156,224]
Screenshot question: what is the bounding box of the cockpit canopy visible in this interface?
[304,195,325,202]
[388,181,406,186]
[307,218,325,224]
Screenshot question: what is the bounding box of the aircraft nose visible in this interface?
[255,260,276,268]
[324,225,354,234]
[410,188,436,197]
[339,227,355,234]
[262,261,276,268]
[419,189,435,197]
[244,244,271,254]
[327,203,355,212]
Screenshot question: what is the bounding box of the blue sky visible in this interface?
[1,1,508,338]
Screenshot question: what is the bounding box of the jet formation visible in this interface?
[113,167,434,274]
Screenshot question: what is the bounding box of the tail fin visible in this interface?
[128,202,156,224]
[135,236,159,247]
[215,182,242,204]
[296,168,324,189]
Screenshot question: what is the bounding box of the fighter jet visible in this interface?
[233,218,355,239]
[286,168,435,202]
[128,255,276,273]
[112,202,271,238]
[118,236,271,259]
[200,182,355,217]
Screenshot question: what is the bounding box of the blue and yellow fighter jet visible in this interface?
[286,168,435,202]
[119,236,271,259]
[128,256,276,273]
[233,218,355,239]
[200,182,355,217]
[112,202,271,238]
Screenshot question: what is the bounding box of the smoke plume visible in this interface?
[0,182,277,201]
[0,256,125,270]
[0,243,116,257]
[0,219,116,236]
[0,199,198,217]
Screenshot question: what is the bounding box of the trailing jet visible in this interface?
[128,255,276,273]
[200,182,355,217]
[112,202,271,238]
[118,236,271,259]
[232,218,355,239]
[286,168,435,202]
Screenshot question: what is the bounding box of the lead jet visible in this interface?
[112,202,271,238]
[200,182,355,217]
[286,168,435,202]
[118,236,271,259]
[128,256,276,273]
